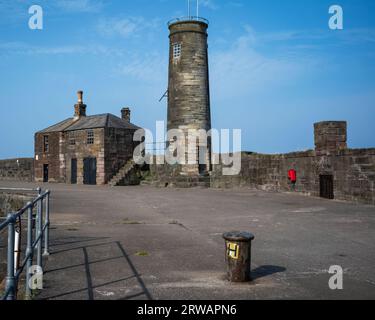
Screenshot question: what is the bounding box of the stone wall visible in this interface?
[0,158,34,182]
[34,131,62,183]
[211,149,375,205]
[209,121,374,205]
[149,159,183,183]
[104,128,137,183]
[147,164,210,188]
[0,192,34,217]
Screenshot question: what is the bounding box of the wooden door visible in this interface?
[71,159,77,184]
[83,158,97,185]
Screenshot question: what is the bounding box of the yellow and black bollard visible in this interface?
[223,231,255,282]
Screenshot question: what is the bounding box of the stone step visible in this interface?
[155,175,211,188]
[108,160,136,186]
[140,180,158,186]
[172,182,210,188]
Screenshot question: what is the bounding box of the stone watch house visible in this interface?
[34,91,140,185]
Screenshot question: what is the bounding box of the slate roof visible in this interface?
[37,113,141,133]
[37,118,75,134]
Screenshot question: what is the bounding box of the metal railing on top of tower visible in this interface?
[167,16,209,26]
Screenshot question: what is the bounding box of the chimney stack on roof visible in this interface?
[121,107,131,122]
[74,90,87,120]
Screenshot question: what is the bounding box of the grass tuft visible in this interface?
[135,251,149,257]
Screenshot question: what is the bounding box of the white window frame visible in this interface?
[69,131,76,146]
[87,130,94,145]
[173,43,181,60]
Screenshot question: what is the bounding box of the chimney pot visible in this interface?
[77,90,83,104]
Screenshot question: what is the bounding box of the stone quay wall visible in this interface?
[211,149,375,205]
[0,158,34,182]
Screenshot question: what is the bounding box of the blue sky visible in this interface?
[0,0,374,158]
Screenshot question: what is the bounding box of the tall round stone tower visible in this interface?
[167,17,212,176]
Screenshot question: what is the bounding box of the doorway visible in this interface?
[83,158,97,185]
[71,159,77,184]
[320,175,334,199]
[43,164,49,183]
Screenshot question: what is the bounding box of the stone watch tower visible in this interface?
[167,16,212,176]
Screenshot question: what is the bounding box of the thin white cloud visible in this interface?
[248,27,375,45]
[116,52,167,83]
[0,0,104,26]
[211,26,375,82]
[0,42,126,56]
[210,26,321,98]
[227,1,244,8]
[0,0,104,13]
[97,16,161,38]
[200,0,218,10]
[53,0,104,13]
[97,17,139,38]
[0,0,28,25]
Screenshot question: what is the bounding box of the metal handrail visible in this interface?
[167,16,209,26]
[0,187,51,300]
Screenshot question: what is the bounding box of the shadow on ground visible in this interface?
[251,265,286,281]
[39,237,153,300]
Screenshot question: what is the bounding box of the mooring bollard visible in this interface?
[223,231,255,282]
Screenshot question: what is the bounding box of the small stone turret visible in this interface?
[314,121,347,156]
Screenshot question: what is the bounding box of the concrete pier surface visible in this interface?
[1,181,374,300]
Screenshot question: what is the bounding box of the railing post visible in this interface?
[25,203,34,300]
[36,197,43,269]
[5,214,16,300]
[43,191,50,256]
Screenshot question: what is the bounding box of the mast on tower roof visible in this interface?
[187,0,199,19]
